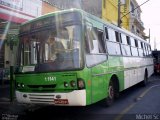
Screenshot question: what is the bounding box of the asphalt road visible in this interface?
[0,75,160,120]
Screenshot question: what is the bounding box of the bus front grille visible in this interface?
[28,84,56,89]
[28,94,54,103]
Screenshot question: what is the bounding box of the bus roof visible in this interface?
[21,8,149,44]
[81,10,149,44]
[21,9,83,26]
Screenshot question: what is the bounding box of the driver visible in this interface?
[47,33,65,61]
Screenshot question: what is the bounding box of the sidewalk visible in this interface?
[0,82,11,116]
[0,84,30,120]
[0,81,10,102]
[0,82,21,119]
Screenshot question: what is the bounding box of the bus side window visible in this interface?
[108,28,116,42]
[89,27,99,54]
[105,27,109,40]
[97,30,106,53]
[126,36,131,45]
[130,37,138,56]
[121,34,127,44]
[141,42,143,49]
[85,25,107,67]
[142,43,146,56]
[130,37,135,47]
[135,39,138,48]
[143,43,147,56]
[141,42,145,56]
[146,44,149,56]
[148,45,152,56]
[138,40,143,57]
[120,34,131,56]
[135,39,139,56]
[115,31,121,43]
[85,25,94,53]
[106,28,121,55]
[85,26,106,54]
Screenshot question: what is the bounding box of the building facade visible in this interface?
[102,0,130,30]
[45,0,102,18]
[103,0,145,38]
[45,0,130,30]
[0,0,42,69]
[42,1,59,15]
[46,0,144,38]
[129,0,145,38]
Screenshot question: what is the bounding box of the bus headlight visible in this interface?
[77,78,85,89]
[64,82,69,87]
[17,83,21,87]
[22,84,25,88]
[16,83,25,88]
[70,80,76,87]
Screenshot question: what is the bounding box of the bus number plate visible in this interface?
[54,99,69,104]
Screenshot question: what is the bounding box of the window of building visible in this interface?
[136,29,140,34]
[132,25,135,33]
[130,2,135,13]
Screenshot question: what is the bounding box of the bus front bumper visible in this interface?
[15,90,86,106]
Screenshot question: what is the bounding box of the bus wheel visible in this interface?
[141,72,148,86]
[106,80,115,107]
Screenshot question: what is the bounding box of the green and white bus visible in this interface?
[15,9,153,106]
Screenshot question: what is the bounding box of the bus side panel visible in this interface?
[123,57,144,89]
[77,68,92,105]
[123,57,154,89]
[108,56,124,92]
[90,62,108,104]
[147,58,154,77]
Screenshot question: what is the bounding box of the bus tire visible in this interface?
[106,80,115,107]
[141,71,148,86]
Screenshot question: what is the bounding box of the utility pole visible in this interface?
[118,0,121,27]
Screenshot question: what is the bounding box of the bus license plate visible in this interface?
[54,99,69,104]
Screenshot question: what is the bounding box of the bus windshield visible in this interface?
[17,13,83,73]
